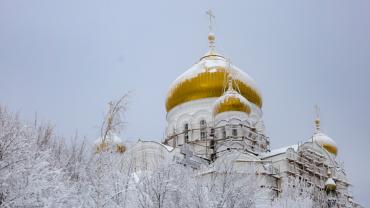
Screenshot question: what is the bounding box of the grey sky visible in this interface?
[1,0,369,206]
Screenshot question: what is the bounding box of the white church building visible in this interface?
[95,18,362,207]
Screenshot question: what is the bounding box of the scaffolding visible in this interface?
[163,123,270,161]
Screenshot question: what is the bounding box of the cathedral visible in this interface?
[95,14,362,208]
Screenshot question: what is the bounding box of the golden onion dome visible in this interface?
[313,132,338,156]
[325,177,337,191]
[213,77,251,116]
[94,134,126,154]
[324,171,337,191]
[165,35,262,112]
[311,117,338,156]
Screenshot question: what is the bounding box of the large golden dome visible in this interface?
[165,49,262,112]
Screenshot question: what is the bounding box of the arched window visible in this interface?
[173,137,177,147]
[221,126,226,139]
[232,125,238,137]
[172,128,177,147]
[184,123,189,142]
[200,120,207,140]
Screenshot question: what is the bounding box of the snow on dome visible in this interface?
[165,51,262,112]
[260,144,298,159]
[170,53,257,87]
[111,134,123,144]
[94,133,123,144]
[94,133,126,154]
[213,87,251,116]
[325,177,337,191]
[312,132,338,156]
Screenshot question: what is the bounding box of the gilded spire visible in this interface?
[314,105,321,132]
[227,74,233,91]
[206,9,216,51]
[311,105,338,155]
[224,59,235,93]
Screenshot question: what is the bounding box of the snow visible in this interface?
[0,106,357,208]
[160,143,174,151]
[167,51,260,95]
[213,88,252,109]
[312,132,337,147]
[260,144,298,159]
[136,140,174,152]
[94,133,123,144]
[325,177,336,186]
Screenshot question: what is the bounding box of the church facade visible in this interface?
[161,32,359,207]
[96,28,362,207]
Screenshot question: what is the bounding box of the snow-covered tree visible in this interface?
[189,159,259,208]
[0,104,344,208]
[270,177,315,208]
[0,106,75,207]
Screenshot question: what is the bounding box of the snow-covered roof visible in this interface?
[259,144,298,159]
[160,143,174,151]
[136,140,174,152]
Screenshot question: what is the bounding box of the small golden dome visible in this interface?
[96,141,109,153]
[165,52,262,112]
[325,178,337,191]
[116,143,126,153]
[311,110,338,155]
[325,171,336,191]
[94,134,126,154]
[213,91,251,116]
[213,77,251,116]
[312,132,338,156]
[208,32,216,42]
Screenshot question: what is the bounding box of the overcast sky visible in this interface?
[1,0,369,206]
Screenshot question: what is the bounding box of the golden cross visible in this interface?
[206,9,215,32]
